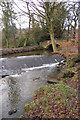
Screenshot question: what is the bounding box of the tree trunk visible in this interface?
[6,35,9,48]
[50,31,57,52]
[6,38,9,48]
[48,21,57,52]
[13,32,17,48]
[73,31,76,39]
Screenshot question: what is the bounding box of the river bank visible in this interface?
[0,45,43,56]
[20,40,79,119]
[20,54,79,119]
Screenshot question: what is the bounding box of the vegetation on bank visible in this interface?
[19,38,79,119]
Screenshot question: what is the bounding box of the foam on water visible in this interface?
[16,55,44,59]
[0,58,7,61]
[22,62,59,72]
[9,74,22,77]
[60,60,64,63]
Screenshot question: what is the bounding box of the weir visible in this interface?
[0,55,64,77]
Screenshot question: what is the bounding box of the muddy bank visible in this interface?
[0,45,43,56]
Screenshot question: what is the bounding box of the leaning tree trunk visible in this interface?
[49,23,57,52]
[50,31,57,52]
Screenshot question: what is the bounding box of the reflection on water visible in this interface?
[7,77,21,106]
[2,50,51,58]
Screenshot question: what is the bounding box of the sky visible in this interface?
[13,0,28,28]
[13,0,79,29]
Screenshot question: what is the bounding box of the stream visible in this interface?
[0,51,65,119]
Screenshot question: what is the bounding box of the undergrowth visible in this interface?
[22,81,78,119]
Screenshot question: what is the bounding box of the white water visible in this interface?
[0,58,7,61]
[22,62,59,72]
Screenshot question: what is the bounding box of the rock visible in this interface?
[8,109,17,115]
[47,79,59,84]
[56,43,60,48]
[56,67,61,71]
[33,77,40,81]
[58,62,64,66]
[33,116,41,120]
[56,66,60,68]
[74,59,80,63]
[2,74,9,78]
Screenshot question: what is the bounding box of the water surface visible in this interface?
[0,52,65,119]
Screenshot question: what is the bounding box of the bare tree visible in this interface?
[13,0,67,52]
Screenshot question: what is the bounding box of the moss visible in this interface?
[24,103,32,112]
[19,115,23,118]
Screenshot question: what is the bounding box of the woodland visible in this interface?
[0,0,80,119]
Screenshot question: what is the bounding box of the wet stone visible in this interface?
[8,109,17,115]
[47,79,59,84]
[33,77,41,81]
[2,74,9,78]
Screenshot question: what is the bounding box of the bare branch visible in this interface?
[13,0,29,15]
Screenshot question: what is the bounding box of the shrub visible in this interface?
[78,65,80,71]
[71,55,80,63]
[61,69,75,78]
[68,61,75,68]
